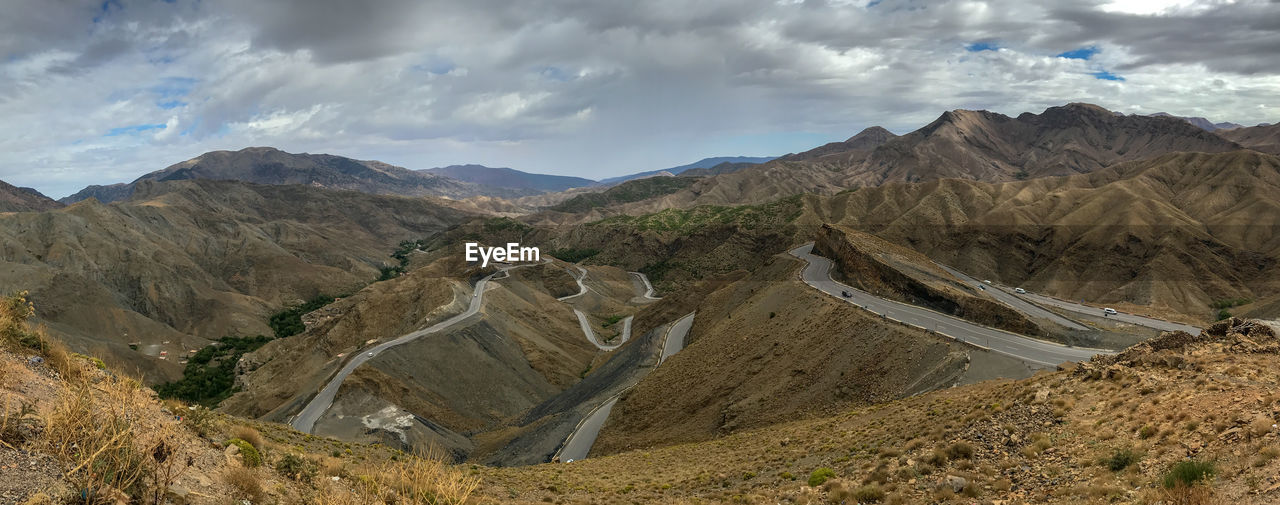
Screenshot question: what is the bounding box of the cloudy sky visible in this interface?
[3,0,1278,198]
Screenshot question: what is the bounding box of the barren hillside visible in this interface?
[0,179,472,381]
[604,103,1241,214]
[593,254,985,456]
[795,150,1280,321]
[0,179,62,212]
[59,147,528,204]
[1219,123,1280,154]
[481,318,1280,504]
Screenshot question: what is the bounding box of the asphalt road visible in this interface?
[630,272,661,300]
[557,398,617,462]
[933,264,1089,331]
[659,312,695,363]
[791,244,1107,367]
[557,265,589,301]
[559,312,695,462]
[290,261,541,434]
[1018,292,1201,334]
[575,309,632,351]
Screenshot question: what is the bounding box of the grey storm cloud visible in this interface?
[1,0,1278,198]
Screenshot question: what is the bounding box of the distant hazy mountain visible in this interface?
[60,147,530,204]
[419,164,595,192]
[1219,122,1280,154]
[597,156,775,185]
[0,179,63,212]
[1150,112,1244,131]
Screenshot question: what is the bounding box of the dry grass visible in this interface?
[39,369,194,504]
[223,467,265,502]
[233,425,266,451]
[0,394,37,447]
[315,452,479,505]
[1159,483,1218,505]
[41,382,150,502]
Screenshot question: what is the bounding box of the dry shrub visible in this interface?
[0,394,37,447]
[0,292,86,383]
[1160,483,1216,505]
[138,423,195,505]
[224,467,265,502]
[1248,417,1275,439]
[42,373,190,504]
[315,451,479,505]
[42,383,149,501]
[233,425,266,451]
[19,493,55,505]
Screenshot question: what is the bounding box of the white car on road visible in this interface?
[1014,287,1026,294]
[1103,308,1118,316]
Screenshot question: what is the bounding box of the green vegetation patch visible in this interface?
[1107,448,1139,471]
[589,194,803,233]
[269,295,339,338]
[482,217,532,234]
[549,176,698,214]
[226,438,263,467]
[155,335,273,406]
[808,467,836,487]
[1163,460,1215,488]
[1210,297,1252,310]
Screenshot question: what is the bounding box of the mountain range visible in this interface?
[2,179,472,380]
[1219,122,1280,154]
[0,180,62,212]
[418,164,595,192]
[58,147,518,204]
[595,156,776,184]
[1149,112,1245,131]
[2,101,1278,501]
[53,149,774,206]
[598,103,1246,215]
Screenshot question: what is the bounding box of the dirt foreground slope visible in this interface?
[479,318,1280,504]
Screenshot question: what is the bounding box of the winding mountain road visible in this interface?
[630,272,661,300]
[574,309,632,351]
[290,261,542,434]
[791,244,1108,367]
[557,265,589,301]
[1018,292,1201,334]
[934,264,1089,331]
[558,312,696,462]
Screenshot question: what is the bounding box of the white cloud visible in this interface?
[0,0,1277,198]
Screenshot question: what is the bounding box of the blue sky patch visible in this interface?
[1091,70,1124,81]
[966,42,999,52]
[151,77,196,98]
[93,0,123,23]
[1057,46,1100,60]
[157,100,186,109]
[411,57,457,75]
[105,123,166,136]
[537,66,572,82]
